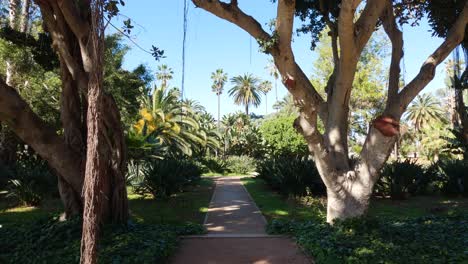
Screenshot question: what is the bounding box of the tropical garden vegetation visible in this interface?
[0,0,467,263]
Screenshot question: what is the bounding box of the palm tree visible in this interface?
[405,93,447,132]
[134,86,203,156]
[211,69,228,130]
[229,73,262,115]
[156,64,173,88]
[259,80,272,115]
[266,59,279,102]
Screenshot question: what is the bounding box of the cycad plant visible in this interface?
[229,74,262,115]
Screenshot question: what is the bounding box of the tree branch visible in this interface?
[398,2,468,113]
[381,1,403,113]
[338,0,357,62]
[354,0,386,52]
[192,0,271,42]
[0,78,83,193]
[57,0,90,40]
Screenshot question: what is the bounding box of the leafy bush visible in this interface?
[0,163,13,189]
[0,216,204,264]
[438,159,468,197]
[139,159,202,198]
[225,155,257,175]
[197,157,228,174]
[268,214,468,264]
[257,157,325,197]
[6,179,42,206]
[259,115,308,157]
[4,156,57,205]
[374,160,427,199]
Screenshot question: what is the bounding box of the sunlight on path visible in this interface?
[171,176,311,264]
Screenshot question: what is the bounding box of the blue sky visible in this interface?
[114,0,450,118]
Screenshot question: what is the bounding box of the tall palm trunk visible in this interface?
[20,0,30,33]
[245,105,249,115]
[217,94,221,130]
[6,0,19,86]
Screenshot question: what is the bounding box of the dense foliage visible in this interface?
[0,217,204,264]
[129,159,202,198]
[257,157,326,197]
[259,115,308,157]
[375,159,468,199]
[268,214,468,264]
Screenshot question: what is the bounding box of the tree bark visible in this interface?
[20,0,31,33]
[0,79,83,193]
[6,0,19,86]
[32,0,129,225]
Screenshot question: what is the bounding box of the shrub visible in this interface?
[140,159,202,198]
[374,159,427,199]
[257,157,325,197]
[259,115,308,157]
[438,159,468,197]
[4,156,57,205]
[197,157,228,174]
[268,214,468,264]
[6,179,42,206]
[225,155,256,175]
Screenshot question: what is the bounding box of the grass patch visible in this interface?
[241,177,326,221]
[0,177,214,227]
[243,177,468,222]
[128,177,215,224]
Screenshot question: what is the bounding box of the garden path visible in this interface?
[171,176,311,264]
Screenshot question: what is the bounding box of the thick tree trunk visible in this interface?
[326,179,372,222]
[455,83,468,146]
[20,0,31,33]
[58,58,85,218]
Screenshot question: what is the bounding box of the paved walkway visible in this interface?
[171,176,311,264]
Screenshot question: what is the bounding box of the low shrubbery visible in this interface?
[268,214,468,264]
[0,216,204,263]
[197,157,229,174]
[2,156,57,206]
[374,159,427,199]
[437,159,468,196]
[225,155,257,175]
[128,158,202,198]
[257,157,326,197]
[375,159,468,199]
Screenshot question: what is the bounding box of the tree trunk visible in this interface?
[245,105,249,115]
[59,59,85,218]
[6,0,19,87]
[455,79,468,145]
[326,180,372,222]
[20,0,31,33]
[217,94,221,130]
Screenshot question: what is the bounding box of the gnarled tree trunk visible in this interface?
[192,0,468,223]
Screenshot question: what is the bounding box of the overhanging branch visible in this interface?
[398,2,468,113]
